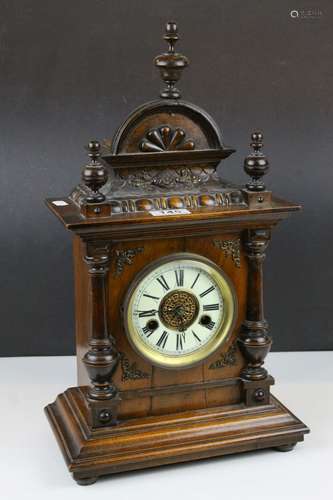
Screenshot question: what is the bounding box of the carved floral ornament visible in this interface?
[114,247,144,276]
[209,343,237,370]
[213,239,241,268]
[140,126,195,152]
[120,353,150,382]
[121,166,213,190]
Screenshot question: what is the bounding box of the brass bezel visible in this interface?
[123,253,238,370]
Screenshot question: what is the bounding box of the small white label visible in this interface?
[149,209,191,216]
[52,200,69,207]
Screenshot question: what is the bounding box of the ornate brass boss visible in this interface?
[159,290,199,331]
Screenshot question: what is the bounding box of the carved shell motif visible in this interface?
[140,126,195,152]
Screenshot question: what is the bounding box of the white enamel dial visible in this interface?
[124,254,237,369]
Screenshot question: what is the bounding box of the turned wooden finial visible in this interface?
[82,140,107,203]
[154,21,189,99]
[244,132,269,191]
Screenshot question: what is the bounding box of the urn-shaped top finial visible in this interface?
[154,21,189,99]
[82,141,108,203]
[244,131,270,191]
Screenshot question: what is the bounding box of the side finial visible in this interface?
[244,132,269,191]
[82,141,108,203]
[154,21,189,99]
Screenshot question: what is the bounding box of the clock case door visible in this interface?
[74,231,246,419]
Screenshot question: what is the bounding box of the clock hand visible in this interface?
[171,306,187,331]
[136,309,158,317]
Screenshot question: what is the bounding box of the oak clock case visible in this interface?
[44,22,309,486]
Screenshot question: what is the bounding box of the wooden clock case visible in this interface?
[45,22,309,485]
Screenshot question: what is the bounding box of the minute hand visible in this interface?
[137,309,158,318]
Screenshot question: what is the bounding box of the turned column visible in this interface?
[238,228,272,381]
[82,242,120,426]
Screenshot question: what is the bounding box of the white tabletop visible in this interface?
[0,352,332,499]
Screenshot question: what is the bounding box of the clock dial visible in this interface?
[124,254,237,369]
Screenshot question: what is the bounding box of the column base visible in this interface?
[241,375,274,406]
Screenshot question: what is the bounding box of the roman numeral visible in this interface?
[137,309,157,318]
[192,330,201,342]
[156,330,169,349]
[203,320,216,331]
[142,325,154,337]
[176,332,186,350]
[175,269,184,287]
[203,304,219,311]
[143,293,160,300]
[200,286,215,298]
[191,272,200,289]
[157,275,170,292]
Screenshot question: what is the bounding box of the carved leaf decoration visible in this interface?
[119,353,150,382]
[140,126,195,152]
[209,343,237,370]
[114,247,144,276]
[213,239,241,268]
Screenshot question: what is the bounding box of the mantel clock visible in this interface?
[45,22,309,485]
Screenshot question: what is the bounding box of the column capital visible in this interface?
[243,228,271,258]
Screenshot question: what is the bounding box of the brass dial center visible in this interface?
[159,290,199,331]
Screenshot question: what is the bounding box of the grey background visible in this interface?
[1,0,332,356]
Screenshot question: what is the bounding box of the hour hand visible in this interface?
[172,309,187,331]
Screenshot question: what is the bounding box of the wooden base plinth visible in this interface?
[45,387,309,485]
